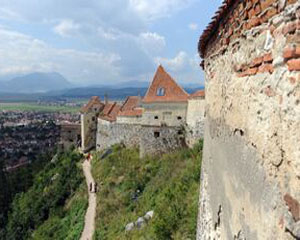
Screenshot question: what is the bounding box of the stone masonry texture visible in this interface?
[197,1,300,239]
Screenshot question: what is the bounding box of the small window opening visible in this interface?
[154,131,160,138]
[92,117,96,121]
[177,116,182,120]
[154,116,159,120]
[156,87,165,96]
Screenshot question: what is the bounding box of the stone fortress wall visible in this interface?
[96,120,186,157]
[197,0,300,239]
[141,102,188,127]
[81,66,205,157]
[186,98,205,147]
[81,112,98,152]
[96,119,141,152]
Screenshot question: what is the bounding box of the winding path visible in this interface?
[80,160,96,240]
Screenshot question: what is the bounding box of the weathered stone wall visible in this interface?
[59,123,81,151]
[141,102,187,127]
[116,115,143,124]
[186,98,205,147]
[81,113,98,152]
[96,119,141,151]
[96,118,186,157]
[139,125,186,157]
[198,1,300,239]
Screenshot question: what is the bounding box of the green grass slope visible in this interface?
[4,151,88,240]
[92,141,203,240]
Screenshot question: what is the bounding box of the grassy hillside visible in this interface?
[92,141,203,240]
[4,151,87,240]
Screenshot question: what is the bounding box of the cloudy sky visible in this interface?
[0,0,222,86]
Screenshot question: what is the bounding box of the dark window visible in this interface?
[178,130,183,135]
[156,87,165,96]
[154,116,159,120]
[92,117,96,121]
[177,116,182,120]
[154,131,160,138]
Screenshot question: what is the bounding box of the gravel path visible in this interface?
[80,160,96,240]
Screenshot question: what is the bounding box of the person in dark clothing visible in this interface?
[89,182,93,192]
[94,182,98,193]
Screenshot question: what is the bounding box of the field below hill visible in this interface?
[92,141,203,240]
[0,102,81,113]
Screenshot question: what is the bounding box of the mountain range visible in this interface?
[0,72,72,93]
[0,72,204,101]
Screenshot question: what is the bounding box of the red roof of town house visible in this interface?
[189,90,205,99]
[80,96,104,113]
[118,96,143,117]
[99,102,121,122]
[142,65,189,103]
[199,0,237,58]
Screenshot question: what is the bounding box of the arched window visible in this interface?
[156,87,165,96]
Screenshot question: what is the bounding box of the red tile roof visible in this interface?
[118,108,143,117]
[99,102,121,122]
[199,0,236,58]
[118,96,143,117]
[80,96,104,113]
[102,103,114,115]
[142,65,189,103]
[189,90,205,99]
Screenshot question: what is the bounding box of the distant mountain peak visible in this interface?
[0,72,72,93]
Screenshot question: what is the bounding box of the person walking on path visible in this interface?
[80,159,96,240]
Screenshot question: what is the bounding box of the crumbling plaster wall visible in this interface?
[59,123,81,151]
[139,126,186,157]
[198,1,300,239]
[186,98,205,147]
[81,112,98,152]
[96,119,141,151]
[141,102,187,127]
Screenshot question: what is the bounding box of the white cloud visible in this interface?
[138,32,166,55]
[129,0,195,21]
[188,23,198,30]
[53,19,80,37]
[155,51,204,85]
[0,27,121,85]
[155,51,189,72]
[0,7,22,21]
[0,0,203,85]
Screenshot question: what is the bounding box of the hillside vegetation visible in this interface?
[3,150,87,240]
[92,141,203,240]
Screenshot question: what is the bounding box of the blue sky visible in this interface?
[0,0,222,86]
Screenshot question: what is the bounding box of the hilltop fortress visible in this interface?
[80,65,205,157]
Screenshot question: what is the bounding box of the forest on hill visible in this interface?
[0,150,87,240]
